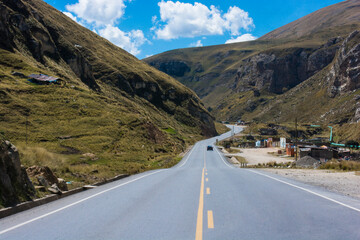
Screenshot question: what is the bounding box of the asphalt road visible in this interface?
[1,125,360,239]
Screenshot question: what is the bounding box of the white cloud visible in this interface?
[153,1,254,40]
[66,0,127,26]
[225,34,257,44]
[63,11,84,26]
[65,0,148,56]
[63,11,77,22]
[190,40,203,47]
[98,25,148,56]
[152,15,158,24]
[224,7,254,35]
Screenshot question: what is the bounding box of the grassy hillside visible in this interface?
[0,0,217,190]
[261,0,360,40]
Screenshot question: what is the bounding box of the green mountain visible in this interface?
[0,0,217,186]
[144,0,360,141]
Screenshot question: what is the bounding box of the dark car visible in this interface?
[207,146,214,151]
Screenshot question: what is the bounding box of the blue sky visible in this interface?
[44,0,343,59]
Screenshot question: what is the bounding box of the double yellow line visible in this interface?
[195,168,205,240]
[195,149,214,240]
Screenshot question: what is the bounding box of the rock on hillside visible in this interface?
[0,141,35,207]
[235,38,341,94]
[327,30,360,97]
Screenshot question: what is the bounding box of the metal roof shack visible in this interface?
[28,74,59,84]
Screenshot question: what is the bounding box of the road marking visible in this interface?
[177,144,197,168]
[214,146,233,168]
[247,169,360,213]
[207,211,214,229]
[206,178,208,182]
[204,148,207,169]
[206,188,210,195]
[195,168,205,240]
[205,173,208,176]
[0,169,167,235]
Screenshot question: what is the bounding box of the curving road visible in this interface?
[1,126,360,239]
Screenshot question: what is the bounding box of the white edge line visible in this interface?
[214,146,233,169]
[0,169,167,235]
[247,169,360,213]
[177,144,197,168]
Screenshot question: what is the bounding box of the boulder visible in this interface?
[0,140,35,207]
[48,184,61,195]
[36,175,50,188]
[327,31,360,97]
[57,178,68,191]
[27,165,59,186]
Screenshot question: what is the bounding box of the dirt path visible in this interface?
[229,147,293,165]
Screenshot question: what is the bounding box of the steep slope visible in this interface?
[0,0,216,201]
[144,0,360,140]
[261,0,360,40]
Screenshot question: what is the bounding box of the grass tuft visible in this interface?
[319,160,360,171]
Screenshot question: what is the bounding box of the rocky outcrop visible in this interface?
[27,166,68,192]
[0,141,35,207]
[148,60,191,77]
[353,101,360,123]
[235,38,341,94]
[327,30,360,97]
[0,0,99,90]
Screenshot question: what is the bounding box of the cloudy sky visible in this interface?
[44,0,343,59]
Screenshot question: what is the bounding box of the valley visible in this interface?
[145,0,360,142]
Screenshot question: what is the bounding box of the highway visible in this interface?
[1,125,360,239]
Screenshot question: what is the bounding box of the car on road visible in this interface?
[207,146,213,151]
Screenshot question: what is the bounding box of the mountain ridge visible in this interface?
[144,0,360,141]
[261,0,360,40]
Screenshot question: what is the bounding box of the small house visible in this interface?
[280,137,287,148]
[28,74,59,84]
[286,144,295,157]
[268,137,280,147]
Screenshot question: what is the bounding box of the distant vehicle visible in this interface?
[207,146,214,151]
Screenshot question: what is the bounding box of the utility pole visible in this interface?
[295,117,298,161]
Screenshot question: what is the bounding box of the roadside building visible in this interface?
[28,74,59,84]
[286,144,295,157]
[280,137,287,148]
[298,145,337,162]
[267,137,280,147]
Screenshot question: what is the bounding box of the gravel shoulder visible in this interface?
[261,169,360,200]
[229,147,360,200]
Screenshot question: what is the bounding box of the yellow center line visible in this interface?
[206,178,208,182]
[208,210,214,229]
[205,173,208,175]
[206,188,210,195]
[195,168,205,240]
